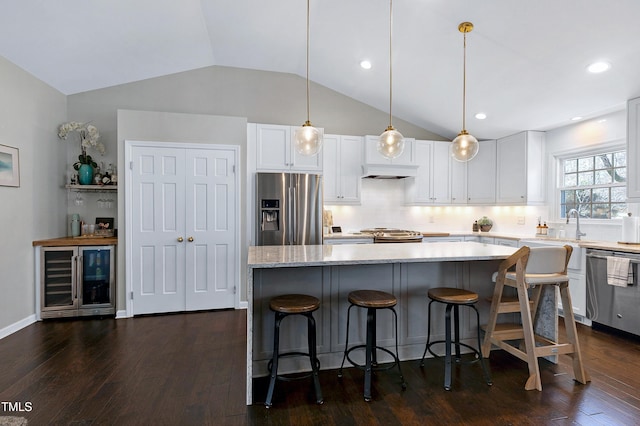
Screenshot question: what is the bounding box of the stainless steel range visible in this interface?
[360,228,423,243]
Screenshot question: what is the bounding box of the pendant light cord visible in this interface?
[462,30,467,132]
[388,0,394,128]
[305,0,311,124]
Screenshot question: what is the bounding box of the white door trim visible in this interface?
[125,140,241,317]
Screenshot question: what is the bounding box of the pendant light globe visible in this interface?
[294,121,322,155]
[378,125,405,159]
[451,21,479,162]
[451,130,479,162]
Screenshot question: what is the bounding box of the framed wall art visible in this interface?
[0,144,20,187]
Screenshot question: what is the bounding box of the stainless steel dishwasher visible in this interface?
[586,248,640,336]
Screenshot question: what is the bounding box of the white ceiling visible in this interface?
[2,0,640,140]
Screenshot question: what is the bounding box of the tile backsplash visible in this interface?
[325,178,625,242]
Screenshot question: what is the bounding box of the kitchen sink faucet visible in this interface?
[566,209,586,240]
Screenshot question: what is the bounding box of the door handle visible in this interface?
[188,237,194,242]
[177,237,184,242]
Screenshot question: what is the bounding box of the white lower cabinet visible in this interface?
[324,237,373,245]
[323,134,363,204]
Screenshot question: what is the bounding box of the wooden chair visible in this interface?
[481,245,590,391]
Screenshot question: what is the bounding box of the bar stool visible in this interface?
[338,290,406,402]
[419,287,492,390]
[264,294,323,408]
[481,246,590,391]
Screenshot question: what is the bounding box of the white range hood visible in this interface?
[361,135,418,179]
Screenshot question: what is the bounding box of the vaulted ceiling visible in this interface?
[2,0,639,140]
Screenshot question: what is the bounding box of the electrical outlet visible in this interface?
[517,216,525,225]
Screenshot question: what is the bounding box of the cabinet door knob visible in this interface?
[188,236,194,242]
[177,237,184,242]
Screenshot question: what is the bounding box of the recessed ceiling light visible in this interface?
[571,116,583,121]
[474,113,487,120]
[587,61,611,73]
[360,60,372,70]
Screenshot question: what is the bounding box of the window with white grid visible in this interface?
[559,150,626,219]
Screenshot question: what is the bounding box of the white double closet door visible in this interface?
[128,142,237,315]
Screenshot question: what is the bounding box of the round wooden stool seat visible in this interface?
[348,290,397,309]
[428,287,478,305]
[269,294,320,314]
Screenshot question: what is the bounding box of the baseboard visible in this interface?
[238,301,248,309]
[0,314,37,340]
[115,310,129,319]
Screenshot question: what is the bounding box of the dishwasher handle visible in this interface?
[586,249,640,263]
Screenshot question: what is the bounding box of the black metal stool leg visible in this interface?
[338,303,355,378]
[420,299,435,366]
[444,303,453,391]
[453,304,461,360]
[472,304,492,386]
[391,307,406,388]
[306,312,324,404]
[265,312,283,407]
[363,307,375,401]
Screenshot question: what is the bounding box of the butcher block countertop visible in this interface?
[32,236,118,247]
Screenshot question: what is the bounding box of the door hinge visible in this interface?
[232,165,236,173]
[129,161,134,170]
[130,291,134,300]
[233,286,237,295]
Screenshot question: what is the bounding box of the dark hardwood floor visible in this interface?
[1,310,639,425]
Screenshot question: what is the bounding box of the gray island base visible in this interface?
[246,242,558,405]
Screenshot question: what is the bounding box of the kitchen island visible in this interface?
[246,242,557,404]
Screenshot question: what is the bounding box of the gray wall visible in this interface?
[0,56,67,334]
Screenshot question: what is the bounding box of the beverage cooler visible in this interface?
[40,245,115,318]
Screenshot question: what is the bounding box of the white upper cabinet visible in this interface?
[467,139,497,204]
[323,134,363,205]
[249,123,323,172]
[627,98,640,201]
[450,140,496,204]
[405,140,451,204]
[496,131,545,205]
[364,135,416,166]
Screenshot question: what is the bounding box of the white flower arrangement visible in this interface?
[58,121,105,169]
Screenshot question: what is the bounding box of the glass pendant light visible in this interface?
[451,22,479,162]
[378,0,404,159]
[294,0,322,156]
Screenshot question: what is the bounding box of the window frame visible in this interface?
[554,141,626,221]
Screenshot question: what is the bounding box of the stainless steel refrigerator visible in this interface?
[256,172,323,245]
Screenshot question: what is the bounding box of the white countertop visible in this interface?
[248,241,518,268]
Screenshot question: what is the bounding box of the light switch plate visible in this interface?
[517,216,526,225]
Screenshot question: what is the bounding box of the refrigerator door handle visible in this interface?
[292,186,297,245]
[288,186,294,245]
